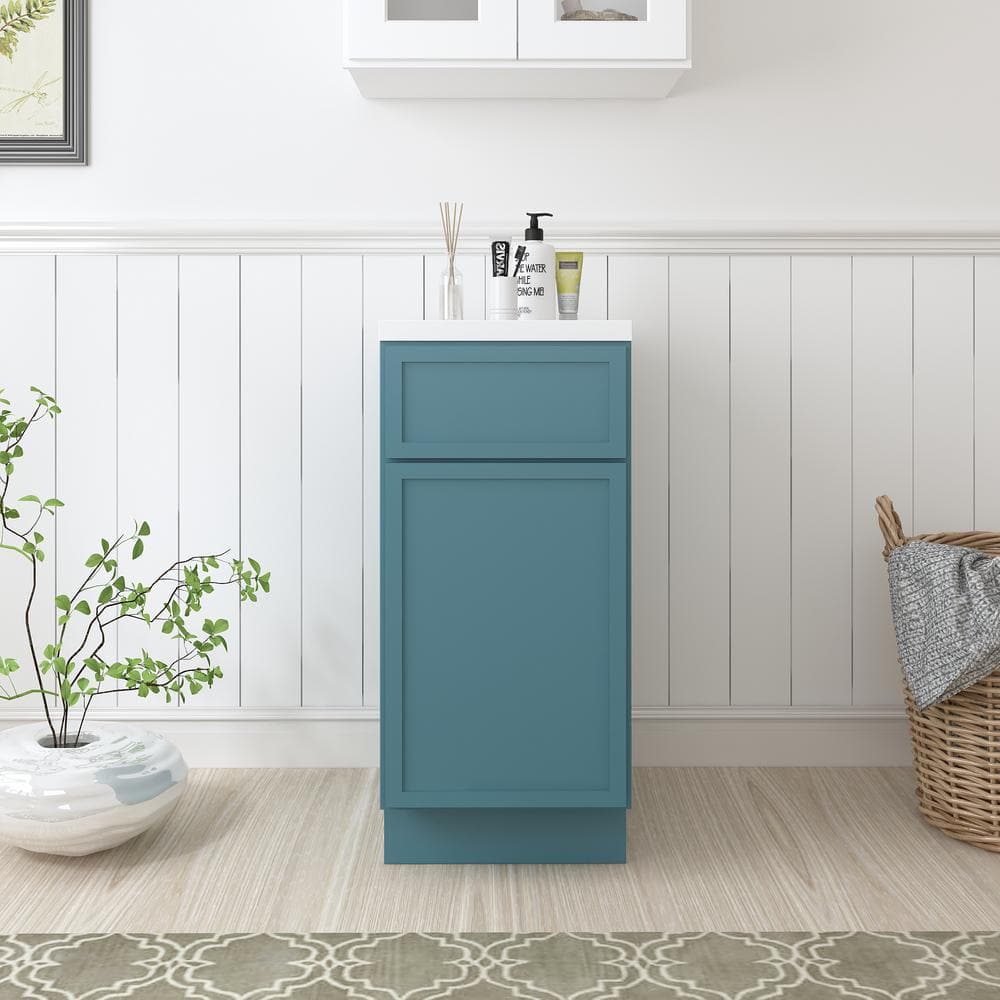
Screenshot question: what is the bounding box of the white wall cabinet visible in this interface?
[344,1,691,99]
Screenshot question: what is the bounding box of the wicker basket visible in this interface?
[876,495,1000,851]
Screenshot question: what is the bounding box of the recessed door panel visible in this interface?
[382,463,629,809]
[348,0,517,61]
[518,0,688,61]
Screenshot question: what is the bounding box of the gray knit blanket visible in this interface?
[888,540,1000,709]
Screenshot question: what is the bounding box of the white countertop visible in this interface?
[379,320,632,342]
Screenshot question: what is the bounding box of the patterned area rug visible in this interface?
[1,932,998,998]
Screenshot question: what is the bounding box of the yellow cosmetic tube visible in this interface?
[555,252,584,321]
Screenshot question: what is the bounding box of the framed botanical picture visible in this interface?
[0,0,85,163]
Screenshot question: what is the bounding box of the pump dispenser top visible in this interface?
[525,213,553,241]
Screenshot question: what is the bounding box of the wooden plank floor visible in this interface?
[1,768,998,932]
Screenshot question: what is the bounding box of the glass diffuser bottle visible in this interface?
[439,263,464,320]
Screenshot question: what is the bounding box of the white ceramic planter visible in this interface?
[0,722,187,856]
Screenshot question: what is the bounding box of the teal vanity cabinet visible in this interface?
[380,332,631,863]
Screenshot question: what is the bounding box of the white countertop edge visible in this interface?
[379,320,632,342]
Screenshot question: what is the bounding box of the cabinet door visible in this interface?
[518,0,688,61]
[382,462,629,809]
[347,0,517,61]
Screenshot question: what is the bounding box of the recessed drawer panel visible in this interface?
[382,342,629,459]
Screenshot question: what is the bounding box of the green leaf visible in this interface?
[99,585,113,604]
[138,520,150,537]
[132,538,144,559]
[18,494,39,504]
[85,553,102,568]
[43,498,63,509]
[54,594,70,612]
[74,600,91,615]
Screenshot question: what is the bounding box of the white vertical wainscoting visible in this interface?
[912,257,976,534]
[0,257,55,717]
[54,255,117,716]
[976,256,1000,529]
[178,256,240,709]
[790,257,853,706]
[117,256,179,709]
[1,240,998,761]
[240,256,302,707]
[361,256,425,707]
[609,256,670,706]
[302,256,364,707]
[667,256,730,706]
[852,257,913,706]
[729,257,792,706]
[577,255,609,321]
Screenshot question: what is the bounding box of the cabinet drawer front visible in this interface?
[381,463,630,809]
[382,342,629,459]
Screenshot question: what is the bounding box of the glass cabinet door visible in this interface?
[347,0,517,61]
[518,0,687,61]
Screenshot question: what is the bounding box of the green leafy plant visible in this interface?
[0,386,270,748]
[0,0,56,62]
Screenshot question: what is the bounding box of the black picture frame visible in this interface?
[0,0,85,163]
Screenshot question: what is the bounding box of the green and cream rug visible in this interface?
[0,932,997,998]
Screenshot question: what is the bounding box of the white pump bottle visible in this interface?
[516,212,557,321]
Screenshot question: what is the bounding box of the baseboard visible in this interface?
[0,706,910,767]
[632,707,911,767]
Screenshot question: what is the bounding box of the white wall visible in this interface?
[3,0,1000,225]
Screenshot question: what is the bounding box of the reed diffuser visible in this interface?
[439,201,464,320]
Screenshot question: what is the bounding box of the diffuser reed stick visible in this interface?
[439,201,463,278]
[438,202,465,320]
